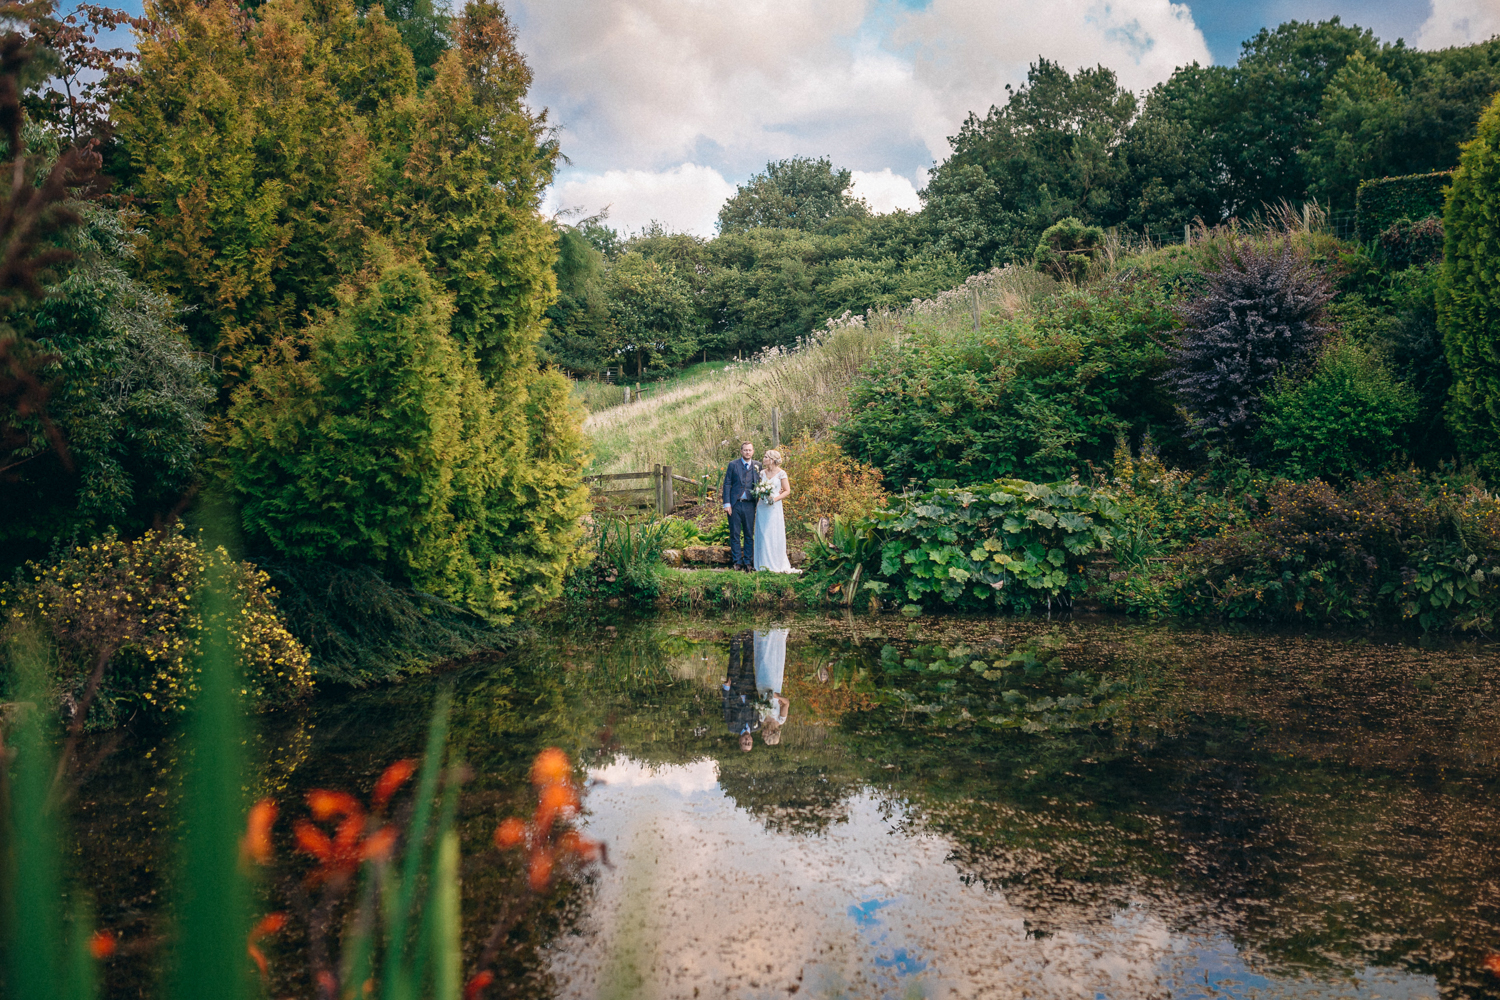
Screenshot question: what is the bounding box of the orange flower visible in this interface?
[88,931,116,960]
[242,798,277,866]
[294,769,409,884]
[372,759,416,812]
[247,912,287,977]
[1485,953,1500,976]
[494,817,525,850]
[530,748,571,788]
[464,970,496,1000]
[307,790,361,822]
[528,851,554,891]
[534,782,579,835]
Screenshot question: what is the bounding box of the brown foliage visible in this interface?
[781,435,888,535]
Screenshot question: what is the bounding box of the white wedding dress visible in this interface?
[753,470,796,573]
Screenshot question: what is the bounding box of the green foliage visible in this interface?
[539,224,612,373]
[920,24,1499,250]
[0,529,312,728]
[564,517,669,602]
[115,0,417,379]
[877,634,1138,733]
[1439,92,1500,479]
[1302,53,1407,207]
[260,560,519,686]
[1111,472,1500,630]
[921,59,1136,269]
[604,251,699,376]
[859,479,1120,613]
[0,208,213,572]
[1034,217,1105,283]
[838,283,1177,486]
[1375,216,1444,269]
[1164,234,1334,453]
[1356,171,1452,238]
[716,156,868,234]
[655,516,703,550]
[226,261,590,622]
[1258,339,1418,480]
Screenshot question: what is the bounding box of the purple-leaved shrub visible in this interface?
[1165,235,1334,452]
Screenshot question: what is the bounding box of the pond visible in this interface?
[71,612,1500,999]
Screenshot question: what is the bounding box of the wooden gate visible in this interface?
[582,465,697,514]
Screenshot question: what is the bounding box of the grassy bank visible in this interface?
[582,266,1055,478]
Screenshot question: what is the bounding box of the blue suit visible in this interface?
[722,458,761,568]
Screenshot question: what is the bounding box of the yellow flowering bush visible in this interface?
[1,529,312,727]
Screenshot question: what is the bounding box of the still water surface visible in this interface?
[74,613,1500,999]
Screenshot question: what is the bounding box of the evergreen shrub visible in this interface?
[1258,340,1418,480]
[1034,217,1105,283]
[1439,92,1500,478]
[1165,235,1334,451]
[226,261,589,623]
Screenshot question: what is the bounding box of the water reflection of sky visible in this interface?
[552,759,1439,1000]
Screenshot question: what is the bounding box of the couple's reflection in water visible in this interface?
[722,628,790,751]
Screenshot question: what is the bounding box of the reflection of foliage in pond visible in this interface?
[875,633,1146,733]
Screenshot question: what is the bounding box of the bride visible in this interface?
[753,449,797,573]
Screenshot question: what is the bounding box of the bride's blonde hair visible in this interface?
[764,449,783,466]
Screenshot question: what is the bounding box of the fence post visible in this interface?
[1302,202,1311,232]
[664,464,673,513]
[771,407,780,449]
[969,287,980,331]
[1184,224,1191,245]
[652,464,662,516]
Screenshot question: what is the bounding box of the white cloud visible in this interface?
[892,0,1211,163]
[515,0,1211,233]
[1414,0,1500,48]
[547,163,737,236]
[850,168,922,214]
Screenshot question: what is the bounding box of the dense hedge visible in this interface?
[838,283,1177,486]
[1355,171,1451,238]
[1439,93,1500,478]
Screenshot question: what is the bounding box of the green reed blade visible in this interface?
[3,634,64,1000]
[431,830,461,1000]
[381,689,451,1000]
[339,875,377,1000]
[408,762,463,999]
[63,899,99,1000]
[167,565,249,1000]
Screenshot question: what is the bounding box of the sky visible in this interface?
[87,0,1500,235]
[510,0,1500,235]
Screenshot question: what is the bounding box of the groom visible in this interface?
[722,441,760,572]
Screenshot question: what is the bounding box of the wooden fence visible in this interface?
[582,465,700,515]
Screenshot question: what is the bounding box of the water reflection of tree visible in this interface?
[827,633,1500,997]
[494,617,1500,997]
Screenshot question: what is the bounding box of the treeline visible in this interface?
[549,19,1500,377]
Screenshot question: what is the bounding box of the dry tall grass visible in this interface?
[583,265,1056,478]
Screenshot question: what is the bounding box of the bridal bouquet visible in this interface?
[751,478,777,504]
